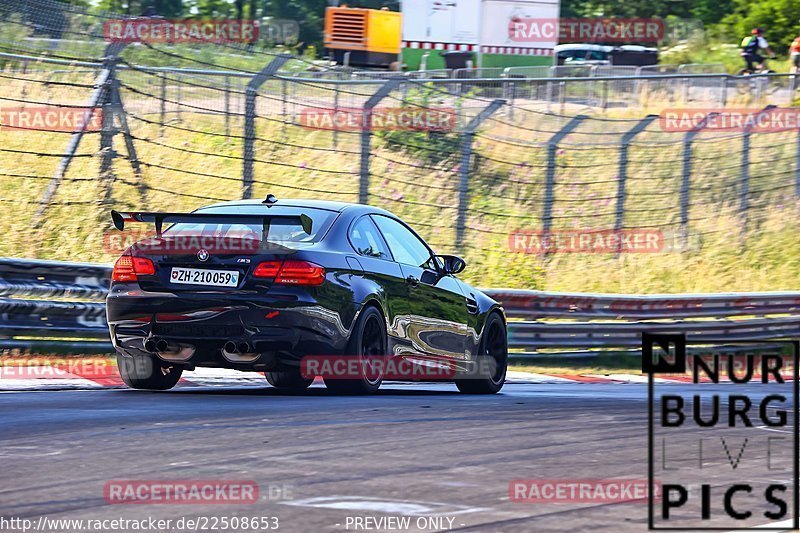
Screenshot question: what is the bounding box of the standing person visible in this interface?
[791,34,800,73]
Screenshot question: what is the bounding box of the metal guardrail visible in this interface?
[487,289,800,319]
[484,288,800,356]
[0,258,111,353]
[1,258,799,358]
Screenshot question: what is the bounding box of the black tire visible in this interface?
[324,305,386,395]
[117,353,182,390]
[737,68,752,76]
[456,313,507,394]
[265,368,314,390]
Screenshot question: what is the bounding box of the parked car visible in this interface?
[555,43,658,67]
[106,197,508,394]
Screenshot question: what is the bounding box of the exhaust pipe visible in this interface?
[143,338,158,353]
[145,337,181,354]
[222,339,260,363]
[237,341,253,354]
[144,336,195,362]
[155,338,171,353]
[223,341,239,354]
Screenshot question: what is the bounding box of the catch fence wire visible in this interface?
[0,0,798,263]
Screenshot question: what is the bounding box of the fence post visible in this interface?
[224,73,231,139]
[719,76,728,107]
[159,74,166,137]
[99,78,120,205]
[290,71,297,127]
[33,42,126,223]
[681,76,689,103]
[797,128,800,198]
[110,80,147,207]
[615,115,658,254]
[681,112,718,247]
[242,54,292,199]
[502,75,515,120]
[542,115,587,243]
[359,77,403,205]
[754,76,763,103]
[545,78,553,112]
[455,99,505,254]
[741,106,776,219]
[176,73,182,124]
[332,85,340,149]
[281,77,288,140]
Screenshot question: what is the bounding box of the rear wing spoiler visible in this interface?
[111,210,313,237]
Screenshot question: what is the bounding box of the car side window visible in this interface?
[349,216,391,259]
[372,215,433,268]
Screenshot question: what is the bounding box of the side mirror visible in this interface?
[437,254,466,275]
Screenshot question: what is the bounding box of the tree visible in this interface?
[262,0,327,48]
[560,0,691,19]
[95,0,183,17]
[724,0,800,53]
[189,0,237,19]
[689,0,734,27]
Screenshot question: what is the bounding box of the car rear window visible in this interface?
[164,205,337,244]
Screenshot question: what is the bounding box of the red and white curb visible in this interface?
[0,368,735,391]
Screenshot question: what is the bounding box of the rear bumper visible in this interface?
[106,283,358,370]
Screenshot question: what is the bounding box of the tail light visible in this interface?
[253,260,281,278]
[112,254,156,282]
[278,260,326,285]
[253,260,325,286]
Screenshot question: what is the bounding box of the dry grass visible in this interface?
[1,71,799,294]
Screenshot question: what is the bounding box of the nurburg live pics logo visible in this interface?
[644,333,800,530]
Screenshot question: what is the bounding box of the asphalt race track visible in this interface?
[0,381,796,532]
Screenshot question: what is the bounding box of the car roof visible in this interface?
[197,198,396,217]
[555,43,658,53]
[556,43,614,52]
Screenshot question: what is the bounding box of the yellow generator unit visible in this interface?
[324,6,401,69]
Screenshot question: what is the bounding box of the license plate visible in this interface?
[170,267,239,287]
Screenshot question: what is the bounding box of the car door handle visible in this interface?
[405,275,419,287]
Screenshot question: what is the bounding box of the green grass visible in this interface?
[509,353,643,375]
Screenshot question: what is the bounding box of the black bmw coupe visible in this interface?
[107,197,507,394]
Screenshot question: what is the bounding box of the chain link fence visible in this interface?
[1,0,800,292]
